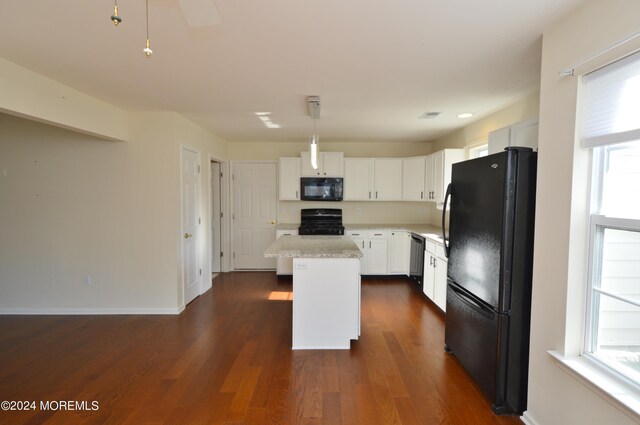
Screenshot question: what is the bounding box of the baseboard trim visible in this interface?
[521,411,540,425]
[0,307,183,315]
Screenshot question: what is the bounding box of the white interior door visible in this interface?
[182,147,201,305]
[233,162,277,269]
[211,161,222,273]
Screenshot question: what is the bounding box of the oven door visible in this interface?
[300,178,343,201]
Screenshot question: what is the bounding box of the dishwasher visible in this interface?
[409,233,426,290]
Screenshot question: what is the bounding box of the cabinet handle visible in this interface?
[369,191,371,199]
[362,241,365,249]
[374,233,382,236]
[429,257,433,266]
[369,241,371,249]
[352,233,360,236]
[296,190,298,199]
[433,256,436,268]
[376,191,378,199]
[421,191,424,199]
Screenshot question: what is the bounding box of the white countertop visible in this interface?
[275,223,446,244]
[264,235,364,258]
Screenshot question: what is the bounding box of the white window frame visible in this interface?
[583,144,640,389]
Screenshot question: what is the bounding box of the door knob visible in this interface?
[271,220,276,224]
[184,233,192,239]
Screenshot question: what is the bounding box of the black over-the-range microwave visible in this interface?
[300,177,343,201]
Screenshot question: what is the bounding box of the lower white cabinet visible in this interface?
[389,231,411,274]
[346,230,388,275]
[423,239,448,312]
[275,229,298,275]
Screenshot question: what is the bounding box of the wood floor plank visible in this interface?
[0,272,523,425]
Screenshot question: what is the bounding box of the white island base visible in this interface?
[292,257,361,349]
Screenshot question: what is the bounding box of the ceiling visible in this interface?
[0,0,586,143]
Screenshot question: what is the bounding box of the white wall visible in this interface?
[0,105,229,313]
[526,0,640,424]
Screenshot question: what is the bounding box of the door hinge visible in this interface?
[233,252,236,259]
[220,212,223,218]
[220,252,224,258]
[197,165,201,173]
[220,172,223,178]
[198,217,201,225]
[199,268,202,276]
[232,213,235,220]
[232,173,235,181]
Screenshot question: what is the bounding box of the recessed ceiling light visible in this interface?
[255,112,271,116]
[457,113,474,119]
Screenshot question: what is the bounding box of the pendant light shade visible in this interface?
[308,96,321,170]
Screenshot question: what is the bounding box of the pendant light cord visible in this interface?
[146,0,150,39]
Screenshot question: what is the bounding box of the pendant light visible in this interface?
[307,96,321,170]
[111,0,122,26]
[143,0,153,58]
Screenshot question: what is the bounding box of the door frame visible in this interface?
[208,154,230,275]
[180,144,203,308]
[230,160,278,271]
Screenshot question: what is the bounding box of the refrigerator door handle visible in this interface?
[449,283,495,320]
[442,183,452,258]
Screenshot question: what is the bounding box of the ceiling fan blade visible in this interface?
[178,0,222,27]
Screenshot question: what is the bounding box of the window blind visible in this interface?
[581,50,640,148]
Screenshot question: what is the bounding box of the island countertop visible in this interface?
[264,235,363,259]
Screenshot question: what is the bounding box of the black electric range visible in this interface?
[298,208,345,235]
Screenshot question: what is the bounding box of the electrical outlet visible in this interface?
[83,275,92,285]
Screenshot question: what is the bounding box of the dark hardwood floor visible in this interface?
[0,272,523,425]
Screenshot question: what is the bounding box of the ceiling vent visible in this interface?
[419,111,441,119]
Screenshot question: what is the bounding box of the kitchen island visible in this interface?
[264,235,363,349]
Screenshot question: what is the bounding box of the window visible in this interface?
[469,144,488,158]
[582,51,640,388]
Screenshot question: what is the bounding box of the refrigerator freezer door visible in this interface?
[445,282,509,412]
[447,151,511,311]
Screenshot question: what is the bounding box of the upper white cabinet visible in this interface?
[488,118,539,155]
[373,159,403,201]
[300,151,344,177]
[344,158,374,200]
[278,157,301,200]
[425,149,464,205]
[402,157,426,201]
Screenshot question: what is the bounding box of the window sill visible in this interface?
[548,350,640,421]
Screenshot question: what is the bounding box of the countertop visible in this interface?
[264,235,364,259]
[275,223,445,244]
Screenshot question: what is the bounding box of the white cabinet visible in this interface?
[275,229,298,275]
[424,149,464,205]
[488,118,539,155]
[424,154,435,202]
[301,151,344,177]
[373,159,403,201]
[346,229,388,275]
[344,158,374,200]
[423,238,448,312]
[343,158,402,201]
[402,157,426,201]
[389,231,411,274]
[278,157,300,200]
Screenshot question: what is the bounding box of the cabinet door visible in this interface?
[321,152,344,177]
[373,159,402,200]
[344,158,373,200]
[278,157,301,200]
[402,157,426,201]
[434,256,448,312]
[423,254,435,300]
[510,119,538,151]
[488,126,511,155]
[432,150,445,203]
[433,149,465,205]
[424,154,435,202]
[275,229,298,275]
[300,151,323,177]
[367,239,388,274]
[346,230,367,274]
[389,231,410,274]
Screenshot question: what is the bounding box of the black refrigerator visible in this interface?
[442,147,537,415]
